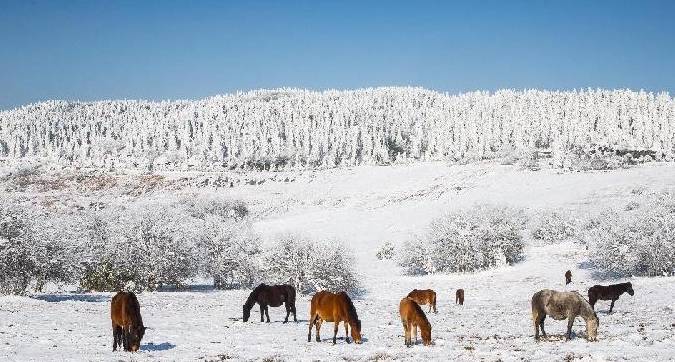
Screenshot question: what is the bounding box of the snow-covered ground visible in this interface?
[1,161,675,361]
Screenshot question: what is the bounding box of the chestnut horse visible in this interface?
[455,289,464,305]
[243,283,297,323]
[399,297,432,346]
[308,291,362,344]
[588,282,634,313]
[531,289,599,341]
[406,289,437,313]
[111,291,146,352]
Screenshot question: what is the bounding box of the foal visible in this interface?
[406,289,437,313]
[588,282,634,313]
[399,297,432,346]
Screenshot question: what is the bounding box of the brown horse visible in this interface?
[455,289,464,305]
[308,291,362,344]
[243,283,297,323]
[111,291,146,352]
[531,289,598,341]
[406,289,437,313]
[399,297,432,346]
[565,270,572,285]
[588,282,634,313]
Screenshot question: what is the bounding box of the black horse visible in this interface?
[243,283,297,323]
[588,282,634,313]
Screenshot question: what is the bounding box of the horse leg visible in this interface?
[413,324,418,344]
[283,302,290,324]
[293,304,298,322]
[402,321,409,346]
[265,305,271,323]
[566,315,574,340]
[260,304,265,322]
[112,324,118,351]
[122,326,130,351]
[308,314,318,342]
[609,299,615,313]
[344,321,350,344]
[539,315,547,338]
[333,322,339,344]
[315,319,323,342]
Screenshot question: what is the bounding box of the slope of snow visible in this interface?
[1,162,675,361]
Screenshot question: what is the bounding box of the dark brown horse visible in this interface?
[243,283,297,323]
[588,282,634,313]
[455,289,464,305]
[111,291,146,352]
[407,289,437,313]
[308,291,362,344]
[565,270,572,285]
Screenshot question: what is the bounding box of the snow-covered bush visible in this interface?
[199,219,261,289]
[531,210,578,244]
[0,202,80,294]
[376,242,395,260]
[584,192,675,277]
[399,204,527,275]
[262,234,361,295]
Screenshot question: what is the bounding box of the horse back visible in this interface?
[111,291,142,328]
[311,291,346,323]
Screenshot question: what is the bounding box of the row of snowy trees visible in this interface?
[0,196,360,295]
[1,88,673,171]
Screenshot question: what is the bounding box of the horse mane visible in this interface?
[339,292,359,324]
[245,283,267,308]
[127,292,144,327]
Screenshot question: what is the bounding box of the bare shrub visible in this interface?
[531,210,578,244]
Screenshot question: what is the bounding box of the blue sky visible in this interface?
[1,0,674,109]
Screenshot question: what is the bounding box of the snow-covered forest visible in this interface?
[1,88,673,171]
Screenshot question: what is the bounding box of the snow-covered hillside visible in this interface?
[1,88,673,171]
[1,161,674,361]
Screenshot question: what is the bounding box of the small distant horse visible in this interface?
[565,270,572,285]
[406,289,437,313]
[111,291,147,352]
[455,289,464,305]
[588,282,634,313]
[308,291,362,344]
[531,289,598,341]
[399,297,432,346]
[243,283,297,323]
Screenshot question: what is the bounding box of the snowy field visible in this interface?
[1,161,675,361]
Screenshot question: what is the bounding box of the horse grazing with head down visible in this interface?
[243,283,297,323]
[588,282,634,313]
[406,289,437,313]
[111,291,147,352]
[308,291,362,344]
[531,289,598,341]
[399,297,432,346]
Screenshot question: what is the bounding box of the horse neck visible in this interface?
[244,289,259,310]
[578,299,595,321]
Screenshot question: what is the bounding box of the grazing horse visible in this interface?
[531,289,598,341]
[588,282,634,313]
[111,291,146,352]
[308,291,362,344]
[243,283,297,323]
[455,289,464,305]
[406,289,437,313]
[399,297,432,346]
[565,270,572,285]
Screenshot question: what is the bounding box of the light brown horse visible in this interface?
[111,291,146,352]
[308,291,362,344]
[455,289,464,305]
[406,289,437,313]
[399,297,432,346]
[531,289,598,341]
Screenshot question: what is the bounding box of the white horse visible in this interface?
[531,289,599,341]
